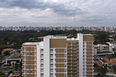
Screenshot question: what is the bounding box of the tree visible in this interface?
[0,71,5,77]
[112,65,116,73]
[95,66,107,76]
[112,54,116,58]
[0,55,4,63]
[18,61,22,71]
[18,61,22,77]
[14,65,19,73]
[94,33,110,44]
[18,72,22,77]
[0,71,4,75]
[8,71,13,75]
[3,51,10,56]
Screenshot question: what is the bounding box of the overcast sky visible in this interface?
[0,0,116,27]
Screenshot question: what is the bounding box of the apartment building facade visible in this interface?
[22,33,94,77]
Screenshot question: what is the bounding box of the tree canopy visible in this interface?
[3,51,10,56]
[0,71,5,77]
[95,66,108,76]
[94,33,110,44]
[112,65,116,73]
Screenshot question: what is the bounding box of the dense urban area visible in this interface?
[0,26,116,77]
[0,26,116,32]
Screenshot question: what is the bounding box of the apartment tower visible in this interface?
[22,33,94,77]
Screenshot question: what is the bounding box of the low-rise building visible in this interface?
[94,44,113,55]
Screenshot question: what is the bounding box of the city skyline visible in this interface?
[0,0,116,27]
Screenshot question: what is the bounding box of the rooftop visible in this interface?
[45,35,67,39]
[104,59,111,64]
[23,42,39,45]
[110,58,116,63]
[96,60,103,67]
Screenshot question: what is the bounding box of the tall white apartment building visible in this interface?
[22,33,94,77]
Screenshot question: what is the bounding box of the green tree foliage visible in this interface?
[18,61,22,77]
[0,71,5,77]
[95,66,108,76]
[94,33,110,44]
[112,54,116,58]
[0,71,4,75]
[0,55,4,63]
[3,50,10,56]
[18,72,22,77]
[0,30,112,49]
[14,65,19,73]
[112,65,116,73]
[8,71,13,75]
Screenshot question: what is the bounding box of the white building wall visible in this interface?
[78,34,83,77]
[44,37,50,77]
[94,49,97,55]
[37,45,40,77]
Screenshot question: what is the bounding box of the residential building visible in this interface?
[22,33,94,77]
[94,44,113,55]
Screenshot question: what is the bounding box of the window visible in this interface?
[30,69,32,74]
[41,64,44,67]
[50,64,53,67]
[50,54,53,58]
[73,60,76,62]
[65,49,67,53]
[50,59,53,62]
[65,54,67,57]
[50,73,53,77]
[50,69,53,72]
[41,59,44,62]
[30,51,32,55]
[50,49,53,51]
[65,59,67,62]
[35,66,36,69]
[65,69,67,72]
[41,49,43,51]
[27,69,29,74]
[50,49,53,53]
[27,51,29,56]
[65,64,66,67]
[41,68,44,72]
[41,73,44,77]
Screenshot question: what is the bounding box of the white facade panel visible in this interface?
[44,37,50,77]
[37,45,40,77]
[78,34,83,77]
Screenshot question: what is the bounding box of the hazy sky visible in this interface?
[0,0,116,27]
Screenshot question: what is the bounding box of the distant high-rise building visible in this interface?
[22,33,94,77]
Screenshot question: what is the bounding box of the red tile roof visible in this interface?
[96,61,103,67]
[104,59,111,64]
[93,61,96,64]
[110,58,116,63]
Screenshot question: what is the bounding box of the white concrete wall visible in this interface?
[37,45,40,77]
[78,34,83,77]
[44,37,50,77]
[94,49,97,55]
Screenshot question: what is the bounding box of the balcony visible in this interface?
[41,69,44,72]
[40,60,44,63]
